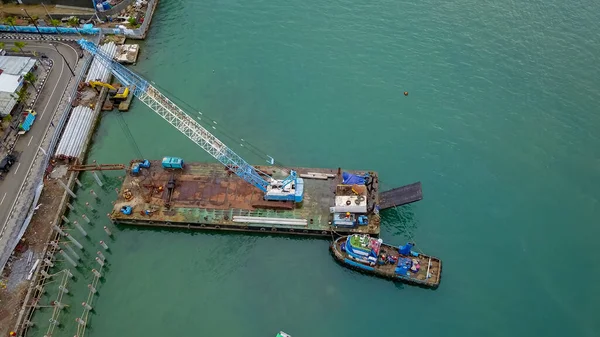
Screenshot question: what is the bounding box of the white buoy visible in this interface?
[65,233,83,249]
[91,269,101,278]
[95,257,105,267]
[86,202,95,211]
[52,225,66,236]
[115,187,119,194]
[99,240,109,250]
[59,285,69,294]
[72,220,88,236]
[82,214,90,223]
[49,318,59,326]
[103,226,112,236]
[63,243,81,260]
[97,251,106,260]
[75,178,82,187]
[82,302,93,310]
[43,258,54,267]
[88,284,97,294]
[41,270,50,278]
[61,215,70,223]
[66,202,75,211]
[75,317,86,326]
[90,189,98,198]
[60,250,77,267]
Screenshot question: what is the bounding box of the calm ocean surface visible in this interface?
[28,0,599,336]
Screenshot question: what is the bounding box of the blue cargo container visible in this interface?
[161,157,184,169]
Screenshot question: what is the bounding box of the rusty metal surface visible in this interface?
[111,161,381,235]
[68,164,125,171]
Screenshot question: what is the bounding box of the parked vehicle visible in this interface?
[0,154,17,180]
[18,109,37,135]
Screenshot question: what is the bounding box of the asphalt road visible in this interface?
[0,40,79,230]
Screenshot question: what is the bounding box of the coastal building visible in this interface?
[0,56,37,117]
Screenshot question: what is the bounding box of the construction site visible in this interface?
[0,40,136,337]
[0,38,424,337]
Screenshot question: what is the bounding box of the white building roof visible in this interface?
[0,73,22,93]
[0,56,37,76]
[0,56,36,116]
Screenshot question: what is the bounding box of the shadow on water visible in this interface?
[116,222,332,243]
[380,204,417,239]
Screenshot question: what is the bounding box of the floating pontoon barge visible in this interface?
[109,161,389,237]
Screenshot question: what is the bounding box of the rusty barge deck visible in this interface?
[110,161,381,237]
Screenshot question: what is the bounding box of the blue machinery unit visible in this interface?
[161,156,184,169]
[131,159,151,175]
[78,39,304,202]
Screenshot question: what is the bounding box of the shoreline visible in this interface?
[0,3,159,332]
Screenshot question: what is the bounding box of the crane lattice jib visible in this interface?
[78,39,270,193]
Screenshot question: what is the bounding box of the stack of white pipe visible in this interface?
[84,42,118,83]
[55,106,95,159]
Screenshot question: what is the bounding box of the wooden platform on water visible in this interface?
[110,161,381,237]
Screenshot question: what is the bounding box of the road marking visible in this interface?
[39,58,65,120]
[27,136,34,146]
[0,193,6,206]
[0,41,79,239]
[14,163,21,175]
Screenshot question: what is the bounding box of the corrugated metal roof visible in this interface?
[0,91,17,117]
[54,106,95,159]
[0,56,36,76]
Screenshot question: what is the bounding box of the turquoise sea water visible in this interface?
[28,0,600,336]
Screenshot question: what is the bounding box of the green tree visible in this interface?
[67,16,81,35]
[50,18,62,35]
[4,16,17,32]
[67,16,79,27]
[24,72,36,90]
[16,87,30,103]
[13,41,27,54]
[0,42,4,50]
[127,17,140,28]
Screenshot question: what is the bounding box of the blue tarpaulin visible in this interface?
[342,172,366,185]
[395,257,412,276]
[399,243,414,255]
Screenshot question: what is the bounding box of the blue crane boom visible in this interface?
[78,39,304,202]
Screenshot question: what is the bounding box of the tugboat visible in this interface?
[330,234,442,288]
